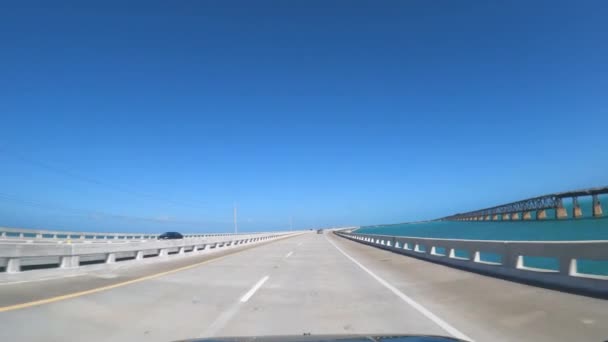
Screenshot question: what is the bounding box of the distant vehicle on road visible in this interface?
[317,229,323,234]
[158,232,184,240]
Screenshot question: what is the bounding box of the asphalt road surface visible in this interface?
[1,232,606,342]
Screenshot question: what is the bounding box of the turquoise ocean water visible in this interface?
[356,196,608,241]
[355,197,608,275]
[356,218,608,241]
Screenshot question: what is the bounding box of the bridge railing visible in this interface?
[336,231,608,297]
[0,226,262,241]
[0,231,296,275]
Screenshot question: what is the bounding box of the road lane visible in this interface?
[0,232,454,342]
[2,230,605,342]
[0,234,299,308]
[0,234,303,341]
[210,233,449,338]
[327,232,608,342]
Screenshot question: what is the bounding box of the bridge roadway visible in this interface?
[0,232,606,342]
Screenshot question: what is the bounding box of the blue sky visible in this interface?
[1,1,607,233]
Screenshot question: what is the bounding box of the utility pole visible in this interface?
[233,202,238,234]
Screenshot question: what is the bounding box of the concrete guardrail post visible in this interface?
[106,253,116,264]
[60,255,79,268]
[6,258,20,273]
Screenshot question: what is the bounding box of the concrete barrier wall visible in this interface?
[0,231,297,274]
[0,226,262,240]
[336,231,608,297]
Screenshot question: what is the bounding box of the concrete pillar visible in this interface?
[572,196,582,218]
[6,258,21,273]
[178,247,185,255]
[492,214,499,221]
[537,210,547,220]
[523,211,532,220]
[556,207,567,219]
[159,248,169,257]
[485,215,490,221]
[36,233,43,239]
[136,251,144,260]
[592,194,603,217]
[554,198,567,219]
[511,212,520,220]
[60,255,80,268]
[503,213,511,221]
[106,253,116,264]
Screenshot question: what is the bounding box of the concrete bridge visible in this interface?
[442,186,607,221]
[0,228,607,341]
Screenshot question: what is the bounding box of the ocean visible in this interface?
[355,218,608,241]
[356,196,608,241]
[354,198,608,275]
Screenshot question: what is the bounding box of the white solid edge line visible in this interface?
[285,251,293,258]
[326,236,474,342]
[240,275,269,303]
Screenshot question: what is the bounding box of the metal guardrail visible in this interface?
[0,226,263,240]
[0,232,295,274]
[335,231,608,297]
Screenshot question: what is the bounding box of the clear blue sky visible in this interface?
[1,1,607,233]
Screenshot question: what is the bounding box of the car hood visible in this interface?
[177,334,467,342]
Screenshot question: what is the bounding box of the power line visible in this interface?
[0,146,209,211]
[0,191,226,227]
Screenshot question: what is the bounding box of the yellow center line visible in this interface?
[0,254,230,313]
[0,233,303,313]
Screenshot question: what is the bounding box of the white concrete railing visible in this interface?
[336,231,608,297]
[0,226,245,241]
[0,231,296,274]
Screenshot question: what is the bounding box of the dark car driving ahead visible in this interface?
[158,232,184,240]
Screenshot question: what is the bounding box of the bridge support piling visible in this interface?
[511,212,520,220]
[593,194,603,217]
[572,197,583,218]
[492,214,498,221]
[523,211,532,220]
[556,198,567,219]
[537,209,547,220]
[503,213,511,221]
